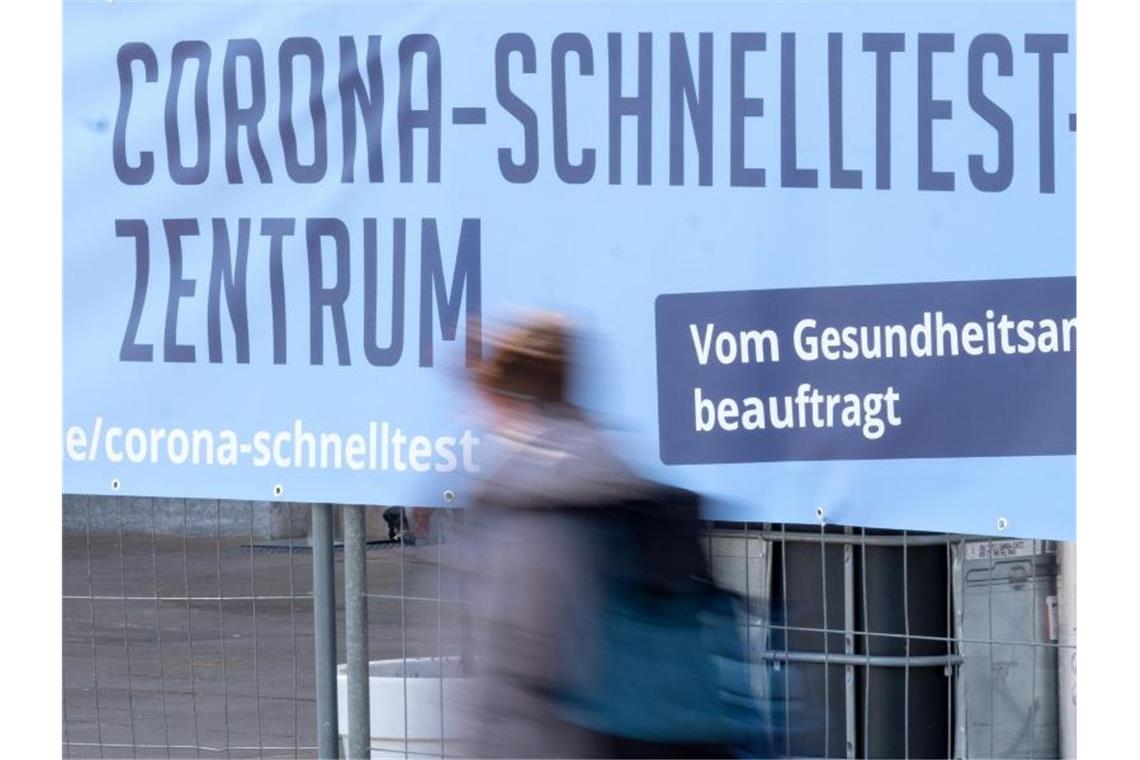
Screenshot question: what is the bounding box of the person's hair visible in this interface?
[474,314,570,404]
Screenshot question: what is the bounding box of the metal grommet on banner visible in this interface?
[110,478,120,492]
[996,516,1009,532]
[273,484,284,497]
[442,489,455,503]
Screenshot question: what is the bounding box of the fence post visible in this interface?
[312,503,340,759]
[951,541,967,760]
[843,527,855,760]
[343,506,371,758]
[1057,542,1077,758]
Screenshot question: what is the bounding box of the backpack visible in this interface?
[556,487,768,751]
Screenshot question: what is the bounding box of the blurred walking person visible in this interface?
[458,314,767,758]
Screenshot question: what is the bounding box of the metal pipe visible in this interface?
[951,541,967,760]
[312,504,339,759]
[343,506,371,759]
[750,620,1071,650]
[1057,542,1077,758]
[760,651,964,668]
[843,530,855,760]
[707,529,986,547]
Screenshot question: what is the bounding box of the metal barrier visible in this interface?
[62,495,317,759]
[62,496,1076,759]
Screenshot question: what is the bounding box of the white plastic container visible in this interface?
[336,657,476,758]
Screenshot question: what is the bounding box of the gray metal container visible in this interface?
[961,540,1059,759]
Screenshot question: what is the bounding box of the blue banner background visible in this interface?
[656,277,1075,463]
[63,1,1076,538]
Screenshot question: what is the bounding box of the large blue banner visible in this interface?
[63,0,1076,538]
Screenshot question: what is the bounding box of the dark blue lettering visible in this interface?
[116,219,153,361]
[496,34,539,183]
[398,35,442,183]
[207,218,251,363]
[163,219,199,362]
[305,219,351,366]
[1025,34,1068,194]
[339,36,384,183]
[114,43,157,185]
[223,39,271,184]
[608,32,652,185]
[552,33,596,184]
[781,33,818,188]
[669,33,713,187]
[968,34,1014,192]
[166,41,212,185]
[419,218,481,367]
[363,218,406,366]
[279,38,328,184]
[730,33,766,187]
[918,33,955,191]
[261,218,296,365]
[863,33,905,190]
[828,33,862,189]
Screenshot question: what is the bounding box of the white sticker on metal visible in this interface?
[965,539,1037,562]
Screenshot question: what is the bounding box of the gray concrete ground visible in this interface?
[63,508,464,760]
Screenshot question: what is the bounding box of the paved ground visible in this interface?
[63,522,465,759]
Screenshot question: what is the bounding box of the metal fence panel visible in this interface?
[63,497,1076,760]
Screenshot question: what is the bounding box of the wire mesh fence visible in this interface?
[62,496,318,759]
[62,496,1075,759]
